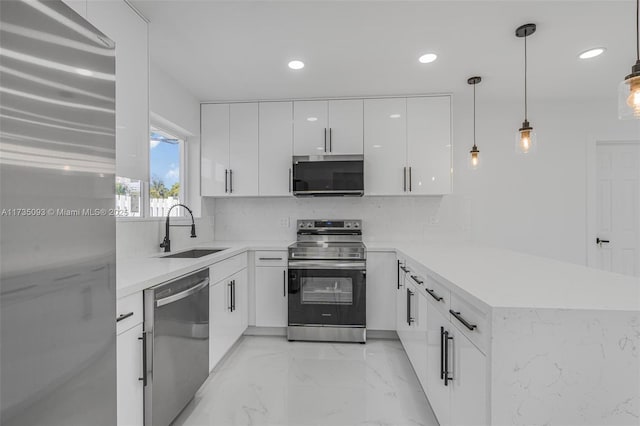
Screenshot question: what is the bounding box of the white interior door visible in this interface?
[593,142,640,276]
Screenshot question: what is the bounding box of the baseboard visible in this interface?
[244,326,398,340]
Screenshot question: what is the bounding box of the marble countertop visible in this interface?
[117,239,639,312]
[368,241,640,312]
[116,241,290,299]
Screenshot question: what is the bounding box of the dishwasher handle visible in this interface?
[156,278,210,307]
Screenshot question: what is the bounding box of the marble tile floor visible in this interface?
[173,336,439,426]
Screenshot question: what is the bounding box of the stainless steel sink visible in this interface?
[162,249,227,259]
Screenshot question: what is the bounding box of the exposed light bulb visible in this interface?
[520,130,531,153]
[627,76,640,116]
[471,152,479,167]
[516,121,536,154]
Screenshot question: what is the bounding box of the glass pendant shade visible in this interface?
[469,146,480,169]
[516,120,536,154]
[619,63,640,119]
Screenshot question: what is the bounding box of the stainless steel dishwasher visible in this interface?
[143,268,209,426]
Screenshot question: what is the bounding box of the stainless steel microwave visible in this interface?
[292,155,364,197]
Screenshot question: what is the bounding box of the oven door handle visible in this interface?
[288,261,366,270]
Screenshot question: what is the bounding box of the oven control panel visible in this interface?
[297,219,361,231]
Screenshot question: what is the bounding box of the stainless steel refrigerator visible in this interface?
[0,1,117,425]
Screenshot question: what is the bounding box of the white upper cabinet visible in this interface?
[364,96,451,196]
[293,101,328,155]
[293,100,364,155]
[86,1,149,182]
[229,103,259,196]
[201,103,259,197]
[407,96,452,195]
[326,99,363,155]
[364,98,407,195]
[201,104,230,196]
[259,102,293,196]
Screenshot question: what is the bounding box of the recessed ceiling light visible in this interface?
[307,117,318,122]
[418,53,438,64]
[578,48,605,59]
[76,68,93,76]
[288,60,304,70]
[389,114,401,119]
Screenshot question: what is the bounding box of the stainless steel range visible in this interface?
[288,220,366,343]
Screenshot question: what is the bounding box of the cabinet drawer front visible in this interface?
[211,253,248,283]
[450,292,490,354]
[116,291,143,335]
[254,250,287,267]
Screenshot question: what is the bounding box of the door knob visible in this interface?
[596,237,610,247]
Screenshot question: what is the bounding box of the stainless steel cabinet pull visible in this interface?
[225,169,228,193]
[138,331,148,386]
[410,275,423,285]
[444,330,453,386]
[449,310,477,331]
[426,288,443,302]
[116,312,134,322]
[406,288,414,325]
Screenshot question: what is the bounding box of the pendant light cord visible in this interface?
[524,34,528,121]
[473,83,477,147]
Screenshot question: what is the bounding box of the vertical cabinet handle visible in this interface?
[397,260,401,289]
[408,167,412,192]
[324,128,327,152]
[229,170,233,194]
[329,128,332,152]
[406,288,414,325]
[440,327,445,380]
[225,169,228,193]
[232,280,236,312]
[283,270,286,297]
[228,281,233,311]
[403,167,407,192]
[289,168,292,193]
[138,331,148,386]
[444,330,453,386]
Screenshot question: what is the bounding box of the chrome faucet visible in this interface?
[160,203,196,252]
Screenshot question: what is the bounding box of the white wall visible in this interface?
[211,95,639,266]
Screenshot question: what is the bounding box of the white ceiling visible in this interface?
[132,0,635,103]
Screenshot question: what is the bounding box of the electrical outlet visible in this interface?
[279,217,290,228]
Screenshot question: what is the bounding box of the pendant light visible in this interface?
[619,0,640,119]
[515,23,537,154]
[468,76,482,169]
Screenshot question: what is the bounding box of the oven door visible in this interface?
[288,261,366,327]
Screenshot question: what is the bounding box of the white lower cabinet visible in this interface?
[396,255,488,426]
[255,266,288,327]
[365,252,397,330]
[209,267,248,371]
[117,322,143,426]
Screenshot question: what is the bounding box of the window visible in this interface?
[149,129,184,217]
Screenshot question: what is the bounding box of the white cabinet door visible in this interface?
[403,282,428,390]
[209,276,234,371]
[231,268,249,334]
[229,103,259,196]
[87,1,148,182]
[365,252,396,330]
[201,104,230,196]
[259,102,293,196]
[449,327,488,426]
[364,98,407,195]
[425,303,451,426]
[327,99,363,155]
[293,101,328,155]
[407,96,452,195]
[117,323,143,426]
[255,267,288,327]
